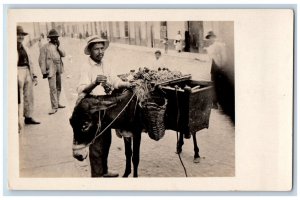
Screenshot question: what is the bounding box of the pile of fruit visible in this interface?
[118,67,185,103]
[119,67,183,83]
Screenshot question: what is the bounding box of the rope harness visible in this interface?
[74,87,189,178]
[75,91,137,150]
[175,85,188,177]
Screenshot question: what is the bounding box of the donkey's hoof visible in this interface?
[122,171,131,177]
[176,147,182,154]
[193,157,200,163]
[176,149,182,154]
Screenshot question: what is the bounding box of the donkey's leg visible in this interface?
[132,132,141,178]
[192,132,200,163]
[123,137,132,177]
[176,132,184,154]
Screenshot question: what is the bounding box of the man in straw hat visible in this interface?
[17,25,40,132]
[77,35,133,177]
[39,29,66,115]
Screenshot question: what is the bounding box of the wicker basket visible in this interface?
[142,96,167,141]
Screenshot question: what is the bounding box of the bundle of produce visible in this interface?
[119,67,184,103]
[132,67,183,83]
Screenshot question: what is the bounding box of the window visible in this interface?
[124,21,129,37]
[94,22,98,35]
[115,22,120,38]
[160,21,167,26]
[160,21,167,39]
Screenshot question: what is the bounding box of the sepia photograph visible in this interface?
[7,9,293,191]
[17,20,235,178]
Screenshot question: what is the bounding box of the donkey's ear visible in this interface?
[89,100,117,113]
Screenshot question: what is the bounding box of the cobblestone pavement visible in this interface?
[19,38,235,177]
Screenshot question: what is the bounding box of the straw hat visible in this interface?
[84,36,110,55]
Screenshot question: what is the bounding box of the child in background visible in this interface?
[152,50,166,70]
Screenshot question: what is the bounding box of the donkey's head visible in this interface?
[70,96,117,161]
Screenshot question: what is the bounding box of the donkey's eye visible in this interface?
[81,121,92,132]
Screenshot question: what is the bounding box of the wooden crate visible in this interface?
[161,80,213,134]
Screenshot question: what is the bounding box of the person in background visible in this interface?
[162,37,169,54]
[39,29,66,115]
[196,31,228,109]
[38,33,47,51]
[174,31,182,53]
[77,36,133,177]
[152,50,166,70]
[17,25,40,132]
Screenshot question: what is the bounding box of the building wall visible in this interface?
[167,21,185,40]
[165,21,185,49]
[17,21,234,60]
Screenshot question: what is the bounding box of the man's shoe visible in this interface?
[48,109,58,115]
[103,171,119,178]
[24,117,41,125]
[58,104,66,109]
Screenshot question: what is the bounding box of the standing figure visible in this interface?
[174,31,182,53]
[38,33,47,51]
[204,31,228,109]
[39,29,66,115]
[77,36,133,177]
[17,25,40,132]
[162,37,169,54]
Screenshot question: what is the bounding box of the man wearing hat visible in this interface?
[17,25,40,131]
[39,29,66,115]
[204,31,228,109]
[77,36,132,177]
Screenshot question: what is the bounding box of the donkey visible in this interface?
[70,89,144,177]
[70,87,211,177]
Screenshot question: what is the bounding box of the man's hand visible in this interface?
[43,73,48,79]
[120,82,136,89]
[128,82,137,88]
[55,40,60,48]
[94,75,107,85]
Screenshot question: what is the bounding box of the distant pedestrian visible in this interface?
[162,37,169,54]
[39,29,66,115]
[38,34,47,51]
[174,31,182,53]
[17,25,40,132]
